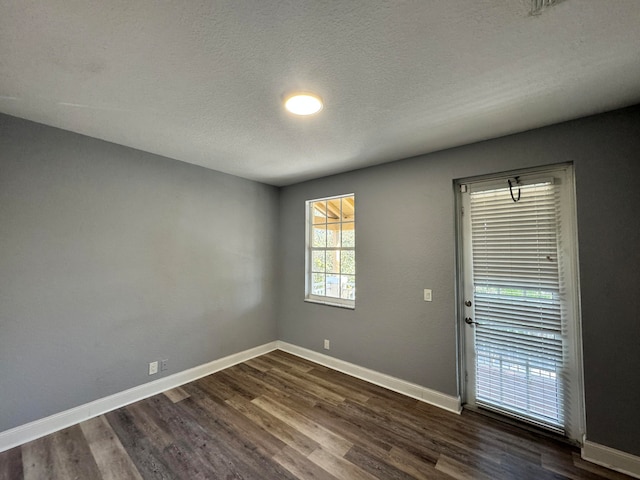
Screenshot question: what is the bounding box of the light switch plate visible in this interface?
[424,289,432,302]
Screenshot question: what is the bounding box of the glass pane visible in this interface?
[327,226,340,247]
[312,273,325,296]
[343,195,355,221]
[341,275,356,300]
[312,251,325,273]
[326,250,340,274]
[341,250,355,274]
[312,226,326,247]
[326,274,340,298]
[311,201,327,224]
[341,224,355,247]
[326,198,341,223]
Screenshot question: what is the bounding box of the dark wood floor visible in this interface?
[0,350,631,480]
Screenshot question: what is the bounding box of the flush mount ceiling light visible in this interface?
[284,92,323,116]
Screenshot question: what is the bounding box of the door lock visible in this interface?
[464,300,472,307]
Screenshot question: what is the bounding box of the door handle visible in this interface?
[464,317,477,326]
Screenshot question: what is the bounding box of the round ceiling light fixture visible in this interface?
[284,92,323,116]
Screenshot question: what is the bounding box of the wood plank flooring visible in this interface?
[0,350,632,479]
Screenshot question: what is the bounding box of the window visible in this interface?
[306,194,355,308]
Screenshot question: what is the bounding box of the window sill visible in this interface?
[304,298,355,310]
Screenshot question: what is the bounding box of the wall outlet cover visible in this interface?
[149,361,158,375]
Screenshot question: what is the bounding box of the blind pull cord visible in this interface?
[508,176,521,202]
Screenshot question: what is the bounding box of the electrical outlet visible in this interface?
[324,339,330,350]
[160,359,168,371]
[149,361,158,375]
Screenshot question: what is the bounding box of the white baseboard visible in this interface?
[582,440,640,479]
[276,340,461,414]
[0,341,278,453]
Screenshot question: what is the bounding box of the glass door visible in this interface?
[459,165,583,441]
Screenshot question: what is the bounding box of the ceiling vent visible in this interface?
[530,0,565,15]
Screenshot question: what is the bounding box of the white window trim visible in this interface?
[304,297,356,309]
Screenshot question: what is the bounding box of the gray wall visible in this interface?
[0,114,279,432]
[2,106,639,457]
[278,105,640,456]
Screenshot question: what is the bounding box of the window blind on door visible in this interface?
[469,180,566,431]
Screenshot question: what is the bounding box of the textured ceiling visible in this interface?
[1,1,640,186]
